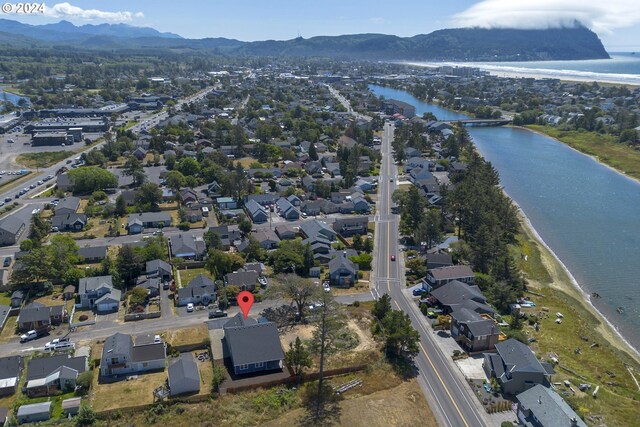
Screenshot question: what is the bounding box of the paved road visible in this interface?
[373,122,487,427]
[0,293,373,357]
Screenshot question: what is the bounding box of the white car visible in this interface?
[186,303,194,312]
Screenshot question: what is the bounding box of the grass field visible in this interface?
[0,316,17,343]
[16,151,72,169]
[526,125,640,181]
[164,324,209,349]
[0,292,11,305]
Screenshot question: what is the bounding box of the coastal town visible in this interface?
[0,8,640,427]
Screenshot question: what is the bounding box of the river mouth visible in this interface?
[369,84,640,353]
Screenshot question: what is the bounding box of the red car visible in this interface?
[390,255,396,261]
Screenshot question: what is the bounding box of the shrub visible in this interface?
[78,314,89,322]
[178,221,190,231]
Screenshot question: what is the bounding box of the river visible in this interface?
[0,86,30,106]
[370,84,640,352]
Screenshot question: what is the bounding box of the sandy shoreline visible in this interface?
[515,203,640,364]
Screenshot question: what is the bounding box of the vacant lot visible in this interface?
[92,370,167,412]
[178,268,211,286]
[264,379,437,427]
[165,324,209,349]
[17,151,72,168]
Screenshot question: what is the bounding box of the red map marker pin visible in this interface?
[238,291,254,320]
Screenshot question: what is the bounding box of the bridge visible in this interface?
[443,118,512,127]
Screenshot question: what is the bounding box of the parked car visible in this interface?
[20,330,38,343]
[3,256,11,267]
[208,310,228,319]
[412,288,426,297]
[186,303,194,312]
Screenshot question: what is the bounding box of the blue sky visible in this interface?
[6,1,640,50]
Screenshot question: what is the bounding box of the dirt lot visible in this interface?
[164,324,209,348]
[263,379,437,427]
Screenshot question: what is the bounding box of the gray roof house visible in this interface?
[17,302,65,332]
[225,270,259,291]
[146,259,172,281]
[170,234,207,259]
[424,265,475,291]
[516,384,587,427]
[245,199,269,224]
[127,212,172,234]
[429,280,495,316]
[78,275,121,312]
[25,355,87,397]
[483,339,554,395]
[253,229,280,250]
[223,314,285,375]
[450,307,501,353]
[299,219,337,242]
[17,402,52,424]
[328,252,358,287]
[54,197,80,216]
[51,213,88,231]
[100,333,166,378]
[0,355,23,397]
[78,245,108,263]
[275,197,300,220]
[0,215,26,246]
[176,274,216,306]
[332,216,369,237]
[168,354,200,396]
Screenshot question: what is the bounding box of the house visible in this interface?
[354,178,376,193]
[127,212,172,233]
[450,307,501,353]
[225,270,259,291]
[170,234,207,259]
[328,252,358,287]
[17,303,65,333]
[254,229,280,250]
[426,253,453,269]
[183,206,203,223]
[332,216,369,237]
[351,195,371,213]
[300,200,322,216]
[429,280,494,315]
[17,402,51,424]
[424,265,475,291]
[176,274,216,306]
[300,219,337,242]
[146,259,172,281]
[136,277,160,298]
[275,224,297,240]
[51,213,87,231]
[245,193,278,207]
[287,194,301,206]
[180,188,198,205]
[245,199,269,224]
[62,285,75,300]
[54,197,80,216]
[168,354,200,396]
[483,339,554,395]
[0,356,23,397]
[78,275,121,312]
[0,216,26,246]
[516,384,587,427]
[10,290,24,308]
[56,172,74,192]
[25,355,87,397]
[223,314,285,375]
[276,197,300,220]
[132,147,147,160]
[78,245,107,263]
[216,197,237,210]
[100,333,166,377]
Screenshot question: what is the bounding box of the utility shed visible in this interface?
[168,354,200,396]
[62,397,82,416]
[17,401,51,424]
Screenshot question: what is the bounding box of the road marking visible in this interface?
[387,222,391,292]
[418,341,470,427]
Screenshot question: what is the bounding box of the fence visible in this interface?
[69,304,96,328]
[124,311,161,322]
[224,364,368,394]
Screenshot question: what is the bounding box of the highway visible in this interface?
[373,122,487,427]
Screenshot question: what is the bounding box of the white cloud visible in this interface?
[452,0,640,35]
[370,17,385,25]
[44,2,144,22]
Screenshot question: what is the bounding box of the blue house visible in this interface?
[245,199,269,224]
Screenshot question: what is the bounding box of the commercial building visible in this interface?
[31,131,74,146]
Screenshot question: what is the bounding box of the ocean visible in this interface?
[405,53,640,85]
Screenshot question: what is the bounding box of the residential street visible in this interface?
[372,121,487,427]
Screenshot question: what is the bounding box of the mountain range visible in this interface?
[0,19,610,61]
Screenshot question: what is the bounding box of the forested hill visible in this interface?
[0,18,609,61]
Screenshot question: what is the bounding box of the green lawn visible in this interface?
[526,125,640,181]
[16,151,73,169]
[178,267,212,286]
[0,292,11,306]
